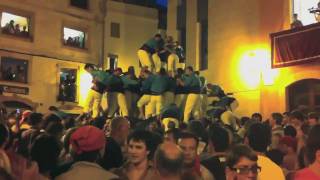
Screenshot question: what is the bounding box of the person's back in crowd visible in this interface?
[294,124,320,180]
[246,123,285,180]
[201,124,229,180]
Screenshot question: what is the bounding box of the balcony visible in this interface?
[270,22,320,68]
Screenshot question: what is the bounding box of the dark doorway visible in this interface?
[287,79,320,113]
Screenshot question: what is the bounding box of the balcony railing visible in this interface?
[270,22,320,68]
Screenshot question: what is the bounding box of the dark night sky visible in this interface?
[156,0,167,7]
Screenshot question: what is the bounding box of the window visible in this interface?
[58,68,77,102]
[0,12,31,38]
[70,0,88,10]
[177,0,187,63]
[63,27,86,49]
[110,22,120,38]
[292,0,319,25]
[197,0,208,70]
[200,22,208,70]
[106,54,118,71]
[0,57,28,84]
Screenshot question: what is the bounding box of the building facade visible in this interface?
[0,0,158,113]
[104,0,158,72]
[167,0,320,118]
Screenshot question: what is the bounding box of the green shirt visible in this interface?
[121,75,140,93]
[167,77,176,92]
[182,73,201,93]
[145,38,159,50]
[151,74,169,94]
[91,70,110,85]
[106,74,124,92]
[141,75,155,94]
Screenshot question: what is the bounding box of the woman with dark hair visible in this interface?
[226,144,261,180]
[295,125,320,179]
[30,134,62,178]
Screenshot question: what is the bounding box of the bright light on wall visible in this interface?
[78,69,92,107]
[235,45,279,89]
[237,49,262,89]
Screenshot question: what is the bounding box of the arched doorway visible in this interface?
[287,79,320,113]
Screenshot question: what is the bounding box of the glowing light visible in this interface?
[78,70,92,107]
[234,44,279,89]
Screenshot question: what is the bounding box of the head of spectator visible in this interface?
[110,117,130,146]
[154,142,184,180]
[208,124,229,154]
[251,113,262,122]
[289,110,305,128]
[305,124,320,167]
[19,110,32,126]
[62,117,75,130]
[284,125,297,138]
[177,132,199,167]
[30,134,61,176]
[10,110,31,133]
[164,128,181,144]
[282,112,291,126]
[240,117,250,127]
[84,63,95,73]
[70,126,106,162]
[270,113,283,128]
[279,136,298,154]
[45,121,64,140]
[127,130,159,165]
[226,144,260,180]
[9,20,14,26]
[42,113,62,130]
[27,112,43,130]
[187,120,207,144]
[14,24,20,31]
[246,123,271,153]
[307,112,319,127]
